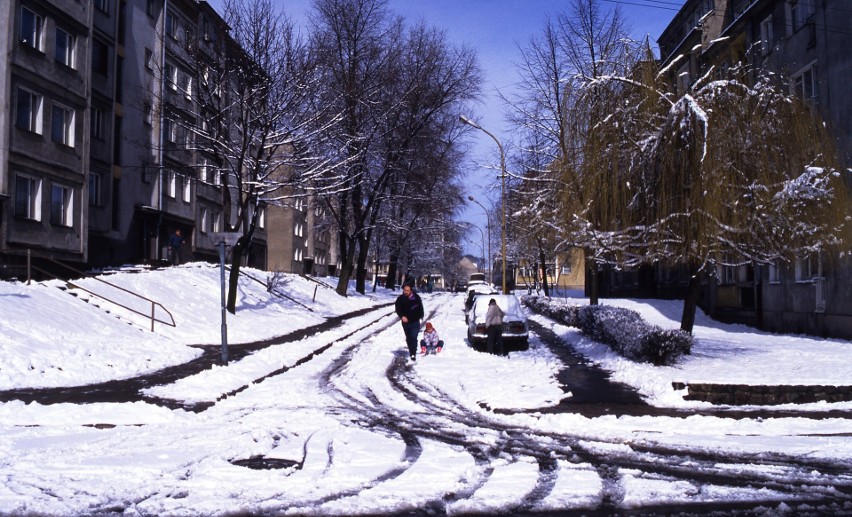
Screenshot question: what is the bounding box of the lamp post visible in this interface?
[460,115,508,293]
[465,222,486,272]
[467,195,492,285]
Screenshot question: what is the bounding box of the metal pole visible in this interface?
[468,196,492,285]
[219,241,228,365]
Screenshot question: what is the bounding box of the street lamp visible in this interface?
[465,222,486,272]
[460,114,508,293]
[467,195,492,285]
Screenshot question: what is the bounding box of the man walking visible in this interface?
[395,284,424,361]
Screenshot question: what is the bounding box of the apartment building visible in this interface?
[1,0,293,275]
[601,0,852,339]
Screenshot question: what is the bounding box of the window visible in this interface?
[788,0,814,33]
[295,222,303,237]
[166,12,179,39]
[212,211,221,232]
[52,104,75,147]
[164,63,177,90]
[144,48,154,71]
[88,172,102,206]
[182,175,191,202]
[20,7,43,50]
[179,71,192,98]
[759,15,773,55]
[144,102,153,126]
[200,208,209,233]
[164,118,175,142]
[92,39,109,75]
[791,63,818,106]
[15,175,42,220]
[768,262,782,283]
[258,208,265,229]
[55,27,76,68]
[795,254,820,281]
[50,184,73,227]
[16,87,43,134]
[91,107,105,140]
[146,0,156,17]
[142,162,152,184]
[166,169,176,198]
[95,0,110,14]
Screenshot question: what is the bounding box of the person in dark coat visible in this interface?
[168,228,185,265]
[395,284,424,361]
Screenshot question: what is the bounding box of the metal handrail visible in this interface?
[7,249,175,331]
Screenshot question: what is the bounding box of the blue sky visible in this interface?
[207,0,682,255]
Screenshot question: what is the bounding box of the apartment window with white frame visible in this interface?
[51,103,75,147]
[166,12,179,40]
[791,63,818,106]
[95,0,110,14]
[795,254,820,281]
[144,102,153,126]
[50,184,73,227]
[144,48,154,71]
[200,208,209,233]
[16,87,43,134]
[20,7,44,51]
[258,207,265,229]
[15,174,42,220]
[146,0,156,17]
[760,15,773,55]
[182,175,191,202]
[164,63,177,90]
[55,27,76,68]
[166,169,177,198]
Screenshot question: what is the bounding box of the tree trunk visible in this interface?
[335,234,356,297]
[355,234,369,294]
[587,252,599,305]
[538,239,550,297]
[680,266,703,334]
[385,251,399,289]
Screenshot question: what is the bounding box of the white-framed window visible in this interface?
[164,63,177,91]
[55,27,76,68]
[294,248,303,261]
[88,172,102,206]
[164,118,176,143]
[759,15,773,55]
[146,0,156,18]
[295,222,303,237]
[166,12,179,39]
[50,184,74,227]
[795,254,820,281]
[212,211,221,232]
[144,102,153,126]
[15,174,42,220]
[182,175,191,202]
[166,169,177,198]
[791,62,818,106]
[52,103,75,147]
[16,87,43,134]
[95,0,110,14]
[178,70,192,99]
[200,208,209,233]
[20,7,44,51]
[258,207,265,229]
[91,107,105,140]
[768,262,782,284]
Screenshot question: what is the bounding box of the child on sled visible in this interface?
[420,321,444,355]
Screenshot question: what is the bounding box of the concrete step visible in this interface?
[673,382,852,405]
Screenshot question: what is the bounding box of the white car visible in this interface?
[466,294,530,351]
[464,283,498,323]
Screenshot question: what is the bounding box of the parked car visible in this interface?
[464,283,498,323]
[468,272,486,286]
[466,294,529,351]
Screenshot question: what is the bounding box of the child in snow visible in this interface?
[419,321,444,355]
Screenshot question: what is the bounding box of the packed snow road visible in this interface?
[1,292,851,516]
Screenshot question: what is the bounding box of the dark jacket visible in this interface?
[395,291,424,322]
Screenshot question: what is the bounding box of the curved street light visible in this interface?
[460,115,508,293]
[464,221,486,272]
[467,196,492,285]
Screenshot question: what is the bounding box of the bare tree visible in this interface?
[310,0,480,295]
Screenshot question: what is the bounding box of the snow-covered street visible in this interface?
[1,264,851,515]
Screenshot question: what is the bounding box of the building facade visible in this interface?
[603,0,852,339]
[0,0,323,277]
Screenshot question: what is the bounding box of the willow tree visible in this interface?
[581,57,847,333]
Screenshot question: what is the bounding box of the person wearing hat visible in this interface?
[419,322,444,355]
[485,298,504,356]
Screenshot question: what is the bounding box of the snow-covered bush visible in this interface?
[522,296,693,365]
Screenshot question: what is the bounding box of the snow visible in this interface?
[1,263,850,515]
